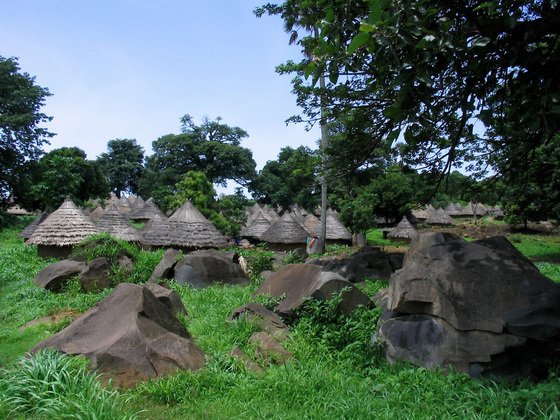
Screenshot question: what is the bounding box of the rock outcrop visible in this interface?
[32,283,205,387]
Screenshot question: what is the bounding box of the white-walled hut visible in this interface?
[26,198,100,258]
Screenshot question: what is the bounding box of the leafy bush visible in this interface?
[282,250,306,264]
[0,349,138,419]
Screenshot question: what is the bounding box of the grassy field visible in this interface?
[1,222,560,419]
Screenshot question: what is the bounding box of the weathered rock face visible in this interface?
[32,283,205,387]
[254,264,371,317]
[143,282,187,316]
[148,248,182,282]
[307,246,404,282]
[230,302,289,341]
[377,235,560,378]
[174,252,250,288]
[79,257,111,292]
[34,259,86,291]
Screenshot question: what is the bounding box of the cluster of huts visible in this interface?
[20,196,353,258]
[387,202,505,242]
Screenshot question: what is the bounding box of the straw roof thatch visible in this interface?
[260,212,311,244]
[128,198,166,222]
[444,202,463,217]
[19,212,49,240]
[425,207,454,226]
[26,198,100,246]
[411,207,430,220]
[7,203,32,215]
[240,209,272,239]
[460,201,487,217]
[387,217,418,242]
[88,206,105,220]
[141,201,227,249]
[116,196,133,213]
[95,204,141,242]
[303,213,320,235]
[325,209,352,241]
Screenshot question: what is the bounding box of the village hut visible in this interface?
[88,206,105,220]
[106,192,119,206]
[240,209,272,243]
[26,198,100,258]
[128,198,166,222]
[387,216,418,243]
[460,201,486,218]
[141,201,227,250]
[411,206,430,221]
[245,203,262,218]
[444,202,463,217]
[487,205,505,220]
[6,203,33,216]
[95,204,141,242]
[324,209,352,244]
[425,207,454,226]
[19,212,49,240]
[303,212,321,235]
[260,212,311,250]
[116,196,133,214]
[261,205,279,224]
[127,195,145,212]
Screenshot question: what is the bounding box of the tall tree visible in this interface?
[31,147,109,210]
[142,115,256,197]
[97,138,145,198]
[0,56,53,205]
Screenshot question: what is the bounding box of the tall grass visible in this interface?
[0,349,138,419]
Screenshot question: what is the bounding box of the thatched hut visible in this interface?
[128,198,166,222]
[443,203,463,217]
[26,198,100,258]
[95,204,141,242]
[324,209,352,244]
[240,209,272,243]
[116,196,133,213]
[19,212,49,240]
[260,212,311,251]
[88,206,105,220]
[141,201,227,250]
[387,217,418,243]
[411,207,430,221]
[425,208,454,226]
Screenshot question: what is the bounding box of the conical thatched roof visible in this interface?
[425,207,454,226]
[260,212,311,244]
[411,207,430,220]
[325,209,352,241]
[128,198,166,222]
[95,204,141,242]
[88,206,105,220]
[303,213,320,235]
[387,217,418,241]
[444,202,463,217]
[461,201,486,217]
[19,212,49,240]
[26,198,100,246]
[246,203,262,217]
[240,209,272,239]
[261,206,279,224]
[141,201,227,249]
[116,196,133,213]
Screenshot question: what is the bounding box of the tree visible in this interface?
[250,146,320,210]
[31,147,109,210]
[0,56,53,205]
[142,115,257,197]
[257,1,560,191]
[97,139,145,198]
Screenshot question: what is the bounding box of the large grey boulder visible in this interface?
[307,246,403,282]
[254,264,371,317]
[79,257,111,292]
[148,248,181,282]
[32,283,205,387]
[173,251,250,288]
[34,259,86,291]
[378,235,560,377]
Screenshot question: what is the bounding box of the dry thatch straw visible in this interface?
[116,196,133,213]
[260,212,311,244]
[426,207,454,226]
[303,213,320,235]
[387,216,418,242]
[240,209,272,239]
[19,212,49,240]
[141,201,227,249]
[411,207,430,220]
[95,204,141,242]
[325,209,352,241]
[26,198,100,246]
[128,197,166,222]
[88,206,105,220]
[444,202,463,217]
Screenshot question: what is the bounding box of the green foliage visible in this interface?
[250,145,320,210]
[0,56,53,204]
[0,349,137,419]
[31,147,109,210]
[366,228,397,247]
[282,250,306,264]
[97,138,145,197]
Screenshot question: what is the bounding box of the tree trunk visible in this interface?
[317,71,329,254]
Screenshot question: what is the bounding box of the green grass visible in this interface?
[366,228,401,247]
[509,234,560,263]
[1,223,560,418]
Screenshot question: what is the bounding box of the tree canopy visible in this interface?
[0,56,53,205]
[97,138,145,198]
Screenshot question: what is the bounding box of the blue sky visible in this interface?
[1,1,320,187]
